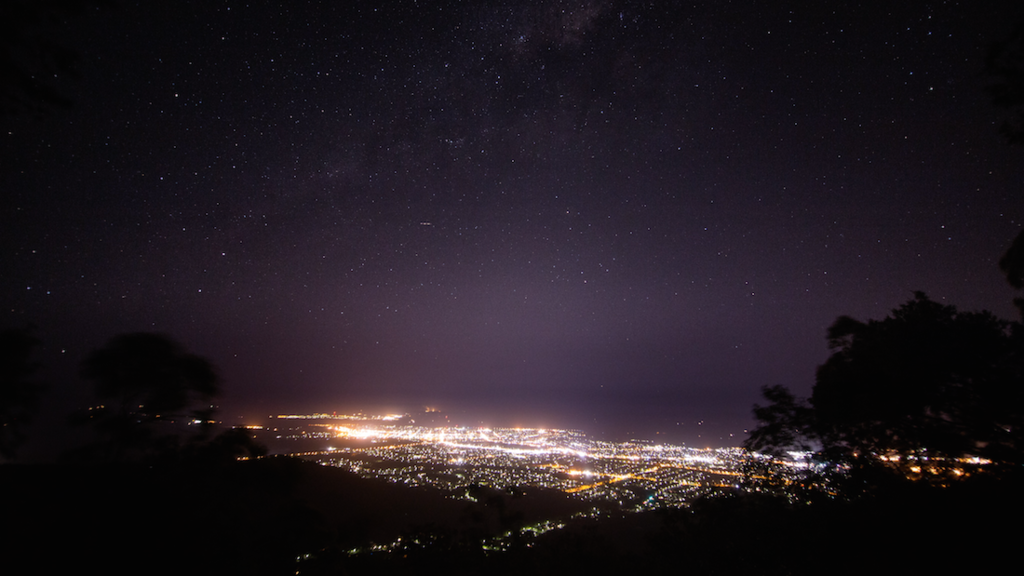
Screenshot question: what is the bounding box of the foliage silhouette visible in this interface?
[181,425,268,464]
[72,332,262,463]
[746,293,1024,481]
[744,384,814,457]
[0,327,44,461]
[988,21,1024,145]
[0,0,107,117]
[0,1,124,118]
[1000,220,1024,319]
[989,20,1024,315]
[82,332,218,412]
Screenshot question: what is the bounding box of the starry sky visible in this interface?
[3,0,1024,449]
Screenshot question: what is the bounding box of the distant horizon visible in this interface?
[232,401,750,449]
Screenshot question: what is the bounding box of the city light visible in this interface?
[269,412,749,513]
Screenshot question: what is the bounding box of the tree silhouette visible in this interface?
[746,293,1024,479]
[989,21,1024,315]
[987,21,1024,145]
[815,293,1023,465]
[182,425,267,464]
[743,384,813,457]
[76,332,220,462]
[0,327,44,461]
[999,232,1024,317]
[0,1,119,117]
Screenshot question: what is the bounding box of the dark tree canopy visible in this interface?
[0,0,117,117]
[0,327,44,460]
[81,332,219,418]
[76,332,221,462]
[999,231,1024,318]
[744,385,813,457]
[990,20,1024,316]
[746,293,1024,473]
[813,293,1023,463]
[988,21,1024,145]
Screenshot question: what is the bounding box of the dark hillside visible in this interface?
[0,456,589,575]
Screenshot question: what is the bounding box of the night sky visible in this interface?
[4,1,1024,450]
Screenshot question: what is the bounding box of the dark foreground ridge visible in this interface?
[2,456,1020,575]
